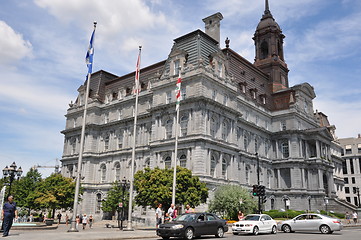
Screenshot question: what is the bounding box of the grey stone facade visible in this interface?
[61,2,347,222]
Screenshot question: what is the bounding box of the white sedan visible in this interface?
[232,214,277,235]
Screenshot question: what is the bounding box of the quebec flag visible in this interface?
[85,28,95,74]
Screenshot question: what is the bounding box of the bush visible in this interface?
[263,209,305,219]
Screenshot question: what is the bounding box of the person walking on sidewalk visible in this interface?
[155,203,163,228]
[88,215,93,228]
[2,195,18,237]
[82,214,88,230]
[352,211,358,224]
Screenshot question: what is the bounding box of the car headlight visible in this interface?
[171,224,184,229]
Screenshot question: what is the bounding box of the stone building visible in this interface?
[61,1,349,221]
[338,135,361,207]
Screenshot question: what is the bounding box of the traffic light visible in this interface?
[258,185,266,196]
[252,185,258,196]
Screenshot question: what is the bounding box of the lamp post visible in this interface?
[2,162,23,197]
[118,177,129,230]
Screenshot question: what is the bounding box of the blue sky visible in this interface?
[1,0,360,177]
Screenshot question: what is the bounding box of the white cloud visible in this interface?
[0,21,33,65]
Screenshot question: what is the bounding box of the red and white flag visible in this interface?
[175,72,182,111]
[133,47,142,95]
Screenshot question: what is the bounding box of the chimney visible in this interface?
[202,12,223,45]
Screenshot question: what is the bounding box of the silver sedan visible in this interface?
[278,213,343,234]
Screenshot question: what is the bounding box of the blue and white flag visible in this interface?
[85,26,96,74]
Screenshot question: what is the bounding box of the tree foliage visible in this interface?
[31,173,77,218]
[209,185,257,220]
[12,168,42,212]
[134,167,208,210]
[101,180,129,214]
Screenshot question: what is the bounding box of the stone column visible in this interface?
[316,140,320,158]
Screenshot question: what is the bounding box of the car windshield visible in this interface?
[174,214,196,222]
[244,215,260,221]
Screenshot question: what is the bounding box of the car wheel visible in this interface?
[253,226,259,236]
[282,224,292,233]
[215,227,224,238]
[320,225,331,234]
[271,225,277,234]
[184,227,194,240]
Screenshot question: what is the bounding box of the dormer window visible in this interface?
[112,92,118,100]
[260,94,267,104]
[218,62,223,77]
[250,88,257,99]
[174,59,180,75]
[239,82,247,93]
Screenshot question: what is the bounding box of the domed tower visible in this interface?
[253,0,289,92]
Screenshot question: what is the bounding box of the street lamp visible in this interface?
[118,177,129,230]
[2,162,23,197]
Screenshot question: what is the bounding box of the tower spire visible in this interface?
[263,0,272,17]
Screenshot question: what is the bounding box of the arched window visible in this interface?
[166,119,173,139]
[222,120,229,141]
[244,135,248,151]
[260,40,268,59]
[114,162,121,181]
[210,117,217,138]
[100,164,106,183]
[179,154,187,168]
[210,156,217,177]
[222,157,228,177]
[164,156,171,169]
[271,198,275,210]
[180,115,188,136]
[96,193,102,213]
[281,140,289,158]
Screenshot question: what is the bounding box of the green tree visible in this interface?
[134,167,208,210]
[12,168,42,213]
[31,173,77,218]
[101,180,129,214]
[209,185,257,220]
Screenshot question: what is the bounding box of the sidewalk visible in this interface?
[8,221,159,240]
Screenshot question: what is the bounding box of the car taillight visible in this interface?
[333,221,341,224]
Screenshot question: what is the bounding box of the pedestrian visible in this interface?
[155,203,163,227]
[2,195,18,237]
[345,211,351,224]
[167,204,175,220]
[352,211,358,224]
[82,214,88,229]
[57,211,62,225]
[172,206,178,219]
[88,215,93,228]
[185,204,194,213]
[65,214,69,226]
[29,214,33,222]
[238,211,244,221]
[75,214,80,229]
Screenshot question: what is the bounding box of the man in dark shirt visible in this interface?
[2,195,17,237]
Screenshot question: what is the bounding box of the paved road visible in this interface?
[7,222,361,240]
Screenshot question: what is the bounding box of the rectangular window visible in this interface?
[352,177,356,184]
[166,91,172,104]
[358,144,361,153]
[344,177,349,184]
[353,187,357,194]
[345,187,350,194]
[350,159,355,174]
[343,160,348,174]
[354,197,359,206]
[346,197,351,203]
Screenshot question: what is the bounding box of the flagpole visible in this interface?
[125,46,142,231]
[68,21,97,232]
[172,68,181,205]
